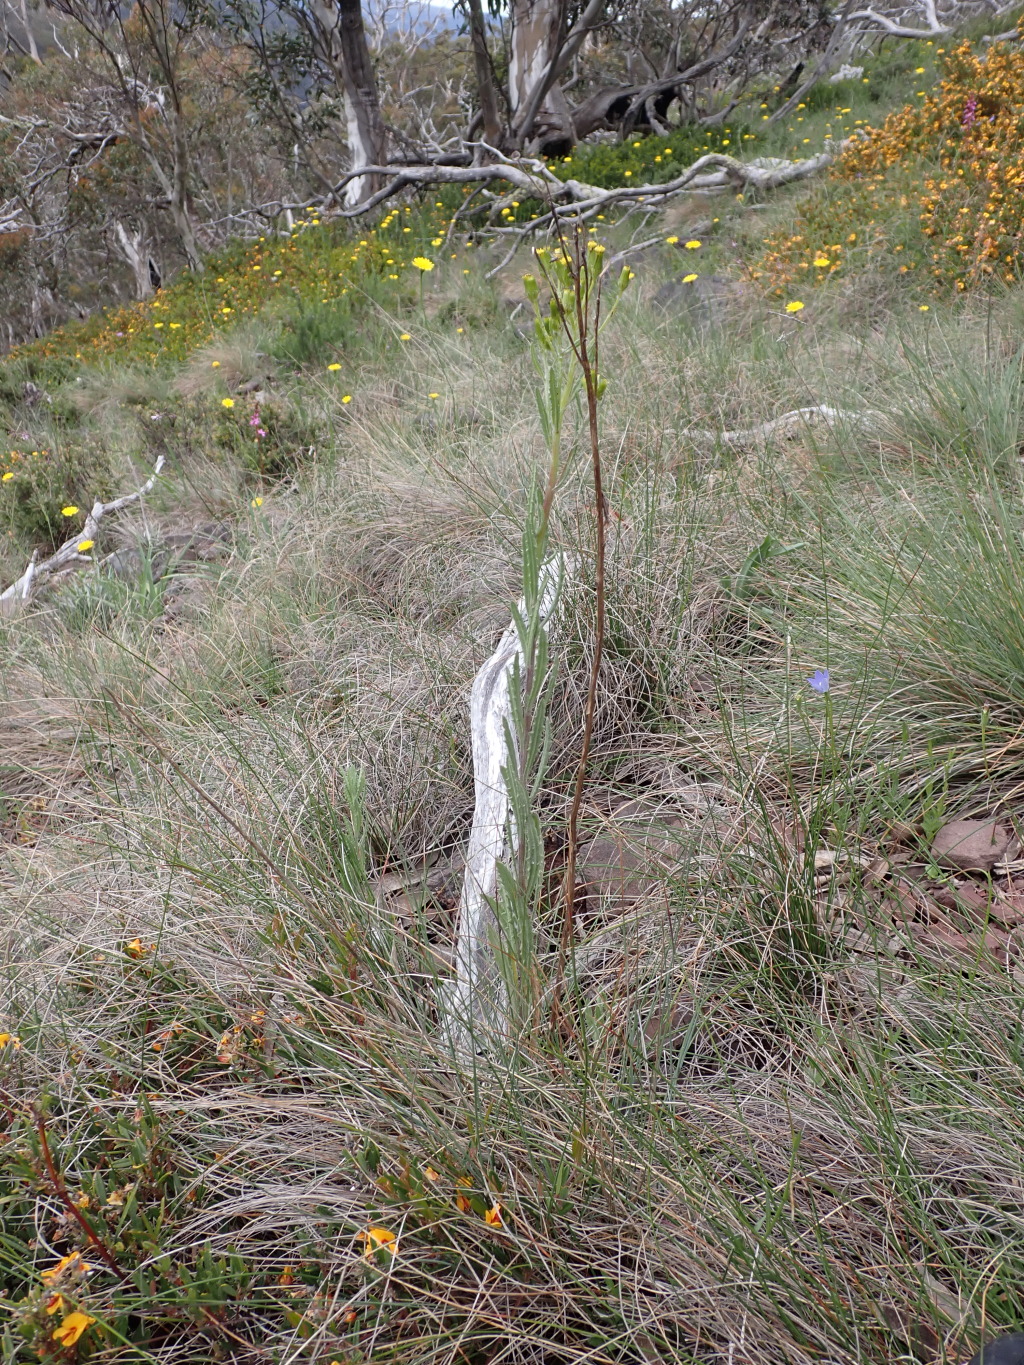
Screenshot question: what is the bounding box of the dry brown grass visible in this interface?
[1,273,1024,1364]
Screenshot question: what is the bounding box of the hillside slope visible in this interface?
[3,31,1024,1365]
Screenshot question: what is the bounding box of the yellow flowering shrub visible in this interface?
[756,28,1024,294]
[845,32,1024,288]
[11,208,441,367]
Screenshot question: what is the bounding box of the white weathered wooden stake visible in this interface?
[446,555,568,1051]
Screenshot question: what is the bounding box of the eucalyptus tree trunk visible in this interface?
[113,221,160,299]
[167,109,203,270]
[508,0,575,151]
[18,0,41,64]
[466,0,502,148]
[310,0,387,207]
[509,0,608,151]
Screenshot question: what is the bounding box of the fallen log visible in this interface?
[679,404,881,451]
[330,144,845,224]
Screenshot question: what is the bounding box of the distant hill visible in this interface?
[365,0,461,39]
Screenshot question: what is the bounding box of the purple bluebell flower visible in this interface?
[807,668,830,694]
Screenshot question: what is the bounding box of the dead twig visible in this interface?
[32,1104,129,1282]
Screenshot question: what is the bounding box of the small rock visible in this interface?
[103,547,144,582]
[965,1334,1024,1365]
[159,577,209,625]
[641,997,694,1047]
[578,797,686,909]
[931,881,992,923]
[931,818,1016,874]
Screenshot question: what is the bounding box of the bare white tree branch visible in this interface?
[846,0,1016,37]
[0,455,165,618]
[679,405,882,451]
[333,143,844,222]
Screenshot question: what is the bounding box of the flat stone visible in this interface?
[931,818,1016,874]
[966,1333,1024,1365]
[641,997,694,1047]
[103,546,144,581]
[578,798,686,909]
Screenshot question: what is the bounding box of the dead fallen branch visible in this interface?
[848,0,1019,39]
[332,144,844,223]
[679,405,882,451]
[445,553,570,1053]
[0,455,165,618]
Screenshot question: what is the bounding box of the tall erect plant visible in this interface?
[447,233,628,1051]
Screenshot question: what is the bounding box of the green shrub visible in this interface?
[55,546,169,631]
[0,949,283,1360]
[552,127,753,193]
[272,297,353,368]
[0,438,113,551]
[214,393,314,478]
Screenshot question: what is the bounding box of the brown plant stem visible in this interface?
[561,243,605,959]
[534,226,606,1001]
[32,1105,128,1281]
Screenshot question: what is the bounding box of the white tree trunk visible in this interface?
[343,92,377,208]
[18,0,40,63]
[113,220,158,299]
[509,0,574,148]
[309,0,387,208]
